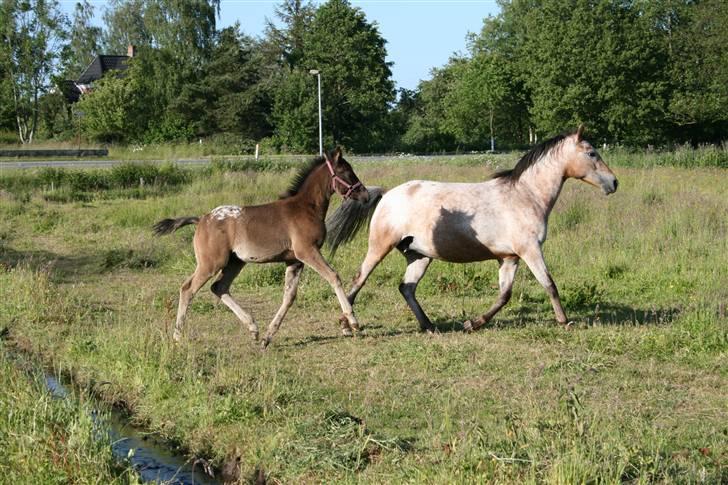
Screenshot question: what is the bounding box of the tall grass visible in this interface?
[0,344,138,483]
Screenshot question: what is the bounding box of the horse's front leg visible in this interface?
[464,257,519,332]
[295,246,359,335]
[519,246,568,324]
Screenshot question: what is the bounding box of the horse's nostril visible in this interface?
[613,179,619,191]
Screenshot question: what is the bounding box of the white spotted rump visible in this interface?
[211,205,242,220]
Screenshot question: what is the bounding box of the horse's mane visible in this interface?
[280,156,326,198]
[492,130,574,181]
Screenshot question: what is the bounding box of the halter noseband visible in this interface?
[324,157,362,199]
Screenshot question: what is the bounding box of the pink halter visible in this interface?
[324,157,362,199]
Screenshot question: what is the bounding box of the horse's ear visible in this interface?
[332,146,342,163]
[576,124,585,141]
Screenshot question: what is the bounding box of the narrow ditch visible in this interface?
[4,344,222,485]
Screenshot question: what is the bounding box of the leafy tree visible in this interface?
[300,0,395,152]
[666,0,728,141]
[206,26,271,138]
[270,68,318,152]
[102,0,152,53]
[444,53,516,151]
[263,0,315,68]
[62,0,101,78]
[0,0,68,143]
[401,63,459,152]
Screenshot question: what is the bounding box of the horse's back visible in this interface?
[372,179,515,262]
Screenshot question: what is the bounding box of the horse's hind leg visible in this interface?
[464,257,519,332]
[210,255,259,341]
[261,261,304,349]
[174,266,215,341]
[399,251,435,333]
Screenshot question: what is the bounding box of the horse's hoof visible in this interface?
[260,337,271,350]
[250,331,259,342]
[342,327,353,337]
[463,320,473,333]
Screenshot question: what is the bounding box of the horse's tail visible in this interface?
[326,186,385,256]
[153,216,199,236]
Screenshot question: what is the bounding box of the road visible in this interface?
[0,152,492,171]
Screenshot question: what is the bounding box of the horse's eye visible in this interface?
[587,151,597,158]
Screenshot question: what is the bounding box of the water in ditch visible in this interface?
[44,374,221,485]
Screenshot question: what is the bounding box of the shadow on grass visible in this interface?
[0,246,102,283]
[345,301,683,339]
[476,301,682,329]
[1,245,166,284]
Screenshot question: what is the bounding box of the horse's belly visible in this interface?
[233,246,294,264]
[406,233,501,263]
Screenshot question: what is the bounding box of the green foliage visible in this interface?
[301,0,395,152]
[270,69,318,152]
[61,0,101,79]
[76,67,147,142]
[0,0,68,144]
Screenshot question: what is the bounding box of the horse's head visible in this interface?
[563,125,618,195]
[324,147,369,202]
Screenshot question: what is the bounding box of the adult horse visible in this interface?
[154,147,369,348]
[326,127,617,332]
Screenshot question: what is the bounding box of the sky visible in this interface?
[60,0,501,90]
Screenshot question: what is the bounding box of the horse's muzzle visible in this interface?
[602,176,618,195]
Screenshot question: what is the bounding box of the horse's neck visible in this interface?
[296,165,333,219]
[516,154,567,218]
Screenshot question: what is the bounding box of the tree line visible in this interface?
[1,0,726,152]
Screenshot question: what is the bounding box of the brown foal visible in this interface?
[154,147,369,348]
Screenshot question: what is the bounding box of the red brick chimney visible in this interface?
[127,45,136,57]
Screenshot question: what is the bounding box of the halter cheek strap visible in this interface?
[324,158,362,199]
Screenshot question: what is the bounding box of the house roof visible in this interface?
[76,55,130,84]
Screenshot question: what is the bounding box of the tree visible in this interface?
[62,0,101,78]
[0,0,68,144]
[195,25,272,139]
[101,0,152,53]
[301,0,395,152]
[263,0,315,68]
[666,0,728,142]
[445,53,515,151]
[75,59,150,142]
[270,69,318,152]
[401,63,460,152]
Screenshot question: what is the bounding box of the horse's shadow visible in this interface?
[286,301,684,348]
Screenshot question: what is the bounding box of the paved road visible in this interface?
[0,158,211,170]
[0,153,490,170]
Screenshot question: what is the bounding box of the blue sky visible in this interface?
[60,0,501,90]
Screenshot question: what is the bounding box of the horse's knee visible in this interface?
[210,280,226,298]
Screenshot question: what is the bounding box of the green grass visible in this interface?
[0,156,726,483]
[0,345,139,483]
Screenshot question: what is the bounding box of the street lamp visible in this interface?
[309,69,323,156]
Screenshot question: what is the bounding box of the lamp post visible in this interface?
[309,69,323,156]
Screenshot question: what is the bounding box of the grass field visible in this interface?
[0,154,726,483]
